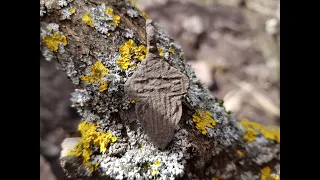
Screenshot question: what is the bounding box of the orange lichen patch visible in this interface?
[43,32,67,52]
[105,7,121,26]
[211,177,219,180]
[192,110,217,135]
[68,121,117,172]
[81,61,110,92]
[82,12,94,27]
[239,119,280,143]
[236,150,244,157]
[117,39,147,70]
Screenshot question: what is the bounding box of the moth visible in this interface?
[124,19,189,149]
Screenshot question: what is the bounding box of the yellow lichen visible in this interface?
[105,7,121,26]
[105,7,113,15]
[129,98,135,103]
[117,39,147,70]
[81,61,109,82]
[113,14,121,25]
[98,82,109,92]
[117,55,131,70]
[158,47,164,57]
[236,150,244,157]
[211,178,219,180]
[154,160,161,167]
[43,32,67,52]
[133,45,148,61]
[70,7,76,14]
[68,121,117,171]
[269,174,280,180]
[168,46,175,54]
[243,127,257,142]
[81,61,110,92]
[192,110,217,135]
[82,12,94,27]
[131,63,137,70]
[260,166,270,180]
[152,169,158,176]
[260,166,280,180]
[239,119,280,143]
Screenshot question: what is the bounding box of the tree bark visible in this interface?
[40,0,280,179]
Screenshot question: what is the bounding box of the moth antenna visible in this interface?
[146,19,159,58]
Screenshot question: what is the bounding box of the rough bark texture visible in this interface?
[40,0,280,179]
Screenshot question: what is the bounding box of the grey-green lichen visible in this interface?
[60,7,76,20]
[244,137,280,165]
[240,171,259,180]
[99,126,191,179]
[123,28,134,38]
[82,4,120,36]
[58,0,73,7]
[126,8,140,18]
[40,6,46,17]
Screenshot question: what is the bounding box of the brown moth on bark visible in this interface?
[124,20,190,149]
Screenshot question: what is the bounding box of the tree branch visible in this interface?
[40,0,280,179]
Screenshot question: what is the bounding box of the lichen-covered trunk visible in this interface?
[40,0,280,179]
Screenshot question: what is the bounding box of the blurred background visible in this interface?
[135,0,280,126]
